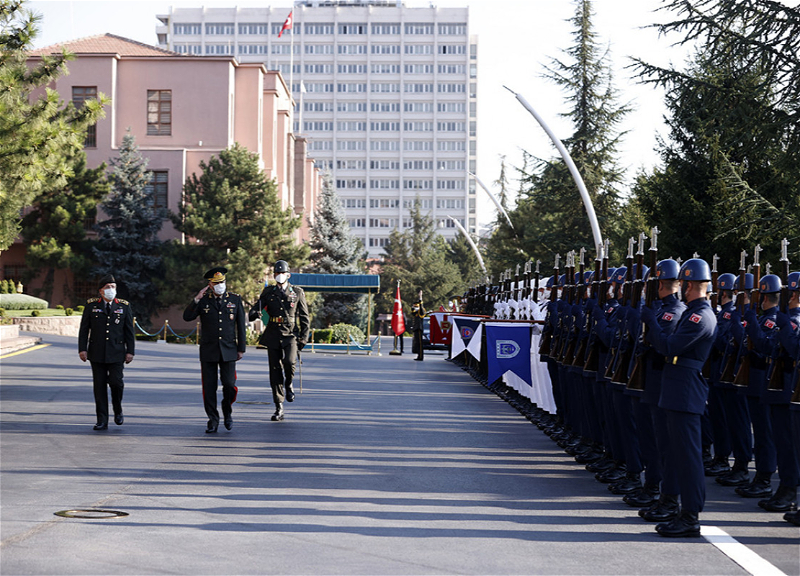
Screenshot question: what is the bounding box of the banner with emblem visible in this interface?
[429,312,452,346]
[451,316,481,358]
[486,322,532,387]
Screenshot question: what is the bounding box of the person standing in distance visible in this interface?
[78,274,135,431]
[411,290,426,361]
[249,260,309,422]
[183,267,246,434]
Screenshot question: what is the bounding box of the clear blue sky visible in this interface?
[29,0,686,231]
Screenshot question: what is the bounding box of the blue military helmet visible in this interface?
[545,275,555,288]
[679,258,711,282]
[733,273,754,291]
[558,274,567,287]
[584,270,593,282]
[788,271,800,291]
[606,267,617,281]
[655,259,681,280]
[612,266,627,284]
[759,274,782,294]
[631,263,649,279]
[717,273,736,291]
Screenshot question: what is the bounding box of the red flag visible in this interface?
[278,11,293,37]
[391,285,405,335]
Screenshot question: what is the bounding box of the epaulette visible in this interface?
[117,298,130,305]
[228,292,240,297]
[87,297,100,303]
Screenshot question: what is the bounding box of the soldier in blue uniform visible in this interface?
[641,258,717,537]
[248,260,309,421]
[184,267,247,433]
[78,274,135,430]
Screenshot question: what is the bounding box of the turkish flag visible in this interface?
[391,285,405,335]
[278,11,293,37]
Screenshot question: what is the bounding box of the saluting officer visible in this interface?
[248,260,309,422]
[411,290,426,361]
[78,274,135,431]
[183,267,246,434]
[641,258,717,537]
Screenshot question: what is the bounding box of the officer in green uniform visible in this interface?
[183,267,247,433]
[249,260,309,421]
[78,274,135,430]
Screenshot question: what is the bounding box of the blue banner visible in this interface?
[452,318,480,357]
[486,323,532,387]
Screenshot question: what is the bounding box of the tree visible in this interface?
[169,143,309,304]
[485,0,629,271]
[307,174,367,329]
[446,232,484,289]
[92,131,164,323]
[21,149,110,304]
[0,0,106,249]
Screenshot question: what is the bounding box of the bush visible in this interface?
[329,323,366,344]
[0,307,5,317]
[56,304,64,310]
[76,305,85,313]
[311,328,333,343]
[65,308,74,316]
[31,309,41,317]
[0,280,9,294]
[0,294,48,310]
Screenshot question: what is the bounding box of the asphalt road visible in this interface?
[1,334,798,575]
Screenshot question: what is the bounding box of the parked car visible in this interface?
[411,317,448,353]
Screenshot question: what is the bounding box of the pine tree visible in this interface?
[307,174,367,329]
[21,149,110,304]
[0,0,106,249]
[170,143,310,304]
[92,131,164,323]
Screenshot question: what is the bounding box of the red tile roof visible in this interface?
[28,33,180,57]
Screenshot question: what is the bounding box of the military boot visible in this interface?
[286,384,295,402]
[596,462,626,484]
[704,455,731,477]
[736,471,773,498]
[640,494,679,522]
[271,402,284,421]
[656,510,701,538]
[758,485,797,512]
[609,472,642,495]
[624,483,660,508]
[783,510,800,526]
[716,461,750,487]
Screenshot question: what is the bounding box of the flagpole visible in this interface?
[289,3,294,129]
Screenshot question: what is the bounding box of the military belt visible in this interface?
[269,317,287,324]
[667,356,705,371]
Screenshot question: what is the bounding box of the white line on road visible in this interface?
[702,525,787,576]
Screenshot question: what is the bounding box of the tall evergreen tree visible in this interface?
[307,174,367,329]
[169,143,309,304]
[21,149,110,304]
[486,0,629,270]
[93,131,164,323]
[0,0,106,249]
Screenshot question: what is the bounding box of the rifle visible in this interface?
[733,244,762,387]
[767,239,790,390]
[584,239,609,373]
[552,251,574,361]
[563,248,585,365]
[533,260,541,303]
[627,227,659,390]
[604,237,635,380]
[612,233,646,384]
[719,250,748,384]
[538,254,560,356]
[701,254,720,379]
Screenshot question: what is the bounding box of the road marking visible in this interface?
[0,344,50,359]
[702,525,787,576]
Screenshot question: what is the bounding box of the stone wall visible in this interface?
[12,316,82,337]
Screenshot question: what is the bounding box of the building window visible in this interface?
[404,160,433,170]
[437,121,465,132]
[404,140,433,151]
[338,64,367,74]
[305,44,334,54]
[336,179,366,189]
[304,23,334,35]
[370,160,400,170]
[371,83,400,93]
[338,23,367,35]
[370,179,400,189]
[239,23,268,35]
[405,23,433,35]
[370,121,400,132]
[438,24,467,35]
[306,64,333,74]
[72,86,97,148]
[271,22,298,35]
[337,160,366,170]
[205,23,234,35]
[174,23,201,35]
[339,102,368,112]
[438,83,466,93]
[369,199,399,208]
[405,64,433,74]
[404,179,432,190]
[371,64,400,74]
[349,218,365,228]
[369,237,390,248]
[147,90,171,136]
[338,44,367,55]
[405,102,433,112]
[438,102,465,113]
[405,44,432,55]
[372,102,400,112]
[337,140,366,151]
[205,44,233,55]
[371,24,400,34]
[344,198,367,209]
[372,44,400,55]
[370,141,399,151]
[404,83,433,93]
[439,45,466,55]
[337,83,367,93]
[146,171,169,209]
[438,64,465,74]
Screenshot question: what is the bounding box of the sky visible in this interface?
[28,0,689,231]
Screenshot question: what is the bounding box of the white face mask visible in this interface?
[212,282,226,295]
[275,273,289,285]
[103,288,116,301]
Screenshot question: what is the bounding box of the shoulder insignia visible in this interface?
[689,313,702,324]
[87,297,100,303]
[661,312,674,322]
[764,319,776,330]
[723,312,731,320]
[117,299,130,305]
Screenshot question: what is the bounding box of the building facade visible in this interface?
[157,0,477,258]
[2,34,320,307]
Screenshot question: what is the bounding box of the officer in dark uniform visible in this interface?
[183,267,247,433]
[78,274,135,430]
[248,260,309,421]
[641,258,717,537]
[411,291,426,361]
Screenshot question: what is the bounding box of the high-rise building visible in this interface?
[157,0,477,258]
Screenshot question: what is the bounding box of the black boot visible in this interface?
[783,510,800,526]
[609,472,642,495]
[286,384,295,402]
[624,483,660,508]
[271,402,284,421]
[736,471,773,498]
[704,455,730,477]
[640,494,679,522]
[586,454,615,473]
[716,462,750,487]
[656,510,701,538]
[596,463,627,484]
[758,485,797,512]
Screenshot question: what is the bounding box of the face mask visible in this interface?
[212,283,226,295]
[275,273,289,284]
[103,288,116,301]
[557,289,563,299]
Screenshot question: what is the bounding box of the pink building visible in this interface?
[2,34,320,307]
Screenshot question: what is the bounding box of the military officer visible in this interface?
[183,267,247,433]
[410,290,426,361]
[641,258,717,537]
[248,260,309,421]
[78,274,135,430]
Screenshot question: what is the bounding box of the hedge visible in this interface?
[0,294,49,310]
[330,323,366,344]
